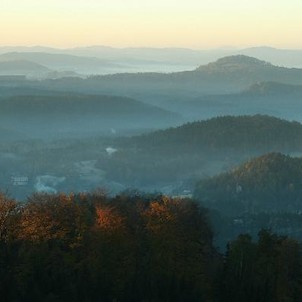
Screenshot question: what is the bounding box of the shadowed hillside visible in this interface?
[195,152,302,214]
[0,94,180,139]
[97,115,302,191]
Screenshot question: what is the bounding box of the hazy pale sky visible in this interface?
[1,0,302,48]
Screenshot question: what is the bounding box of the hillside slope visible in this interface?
[97,115,302,190]
[127,115,302,154]
[0,94,180,138]
[195,153,302,214]
[0,60,50,76]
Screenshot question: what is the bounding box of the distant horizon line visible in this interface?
[0,45,302,51]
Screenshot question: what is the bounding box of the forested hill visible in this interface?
[0,94,175,117]
[127,115,302,155]
[98,115,302,189]
[0,59,50,76]
[91,55,302,86]
[195,152,302,214]
[0,94,179,138]
[13,55,302,97]
[194,55,302,87]
[196,55,273,72]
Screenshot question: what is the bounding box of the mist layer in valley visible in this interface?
[1,51,302,219]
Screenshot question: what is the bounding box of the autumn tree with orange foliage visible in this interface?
[1,190,300,301]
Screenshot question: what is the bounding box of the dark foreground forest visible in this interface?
[0,191,301,302]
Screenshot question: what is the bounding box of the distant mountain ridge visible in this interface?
[0,94,179,138]
[128,115,302,154]
[78,55,302,93]
[238,46,302,68]
[2,54,302,123]
[2,54,302,93]
[1,45,302,68]
[0,94,175,117]
[196,55,273,72]
[0,52,122,75]
[0,56,82,79]
[0,60,50,76]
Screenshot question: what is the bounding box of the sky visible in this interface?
[1,0,302,49]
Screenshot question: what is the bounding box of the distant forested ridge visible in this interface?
[0,94,175,118]
[195,152,302,214]
[3,55,302,98]
[128,115,302,154]
[0,94,179,139]
[49,55,302,95]
[3,55,302,123]
[0,59,50,76]
[98,115,302,189]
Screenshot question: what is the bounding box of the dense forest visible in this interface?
[195,152,302,214]
[127,115,302,153]
[0,191,302,301]
[194,152,302,248]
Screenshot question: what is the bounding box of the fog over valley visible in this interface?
[2,51,302,199]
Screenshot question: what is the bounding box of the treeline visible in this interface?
[0,191,302,301]
[0,192,215,301]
